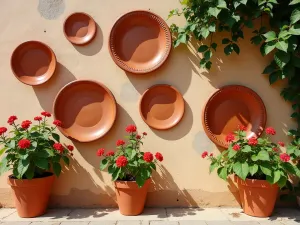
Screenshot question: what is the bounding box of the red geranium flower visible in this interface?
[21,120,32,129]
[155,152,163,162]
[238,124,247,131]
[116,156,128,168]
[248,137,258,146]
[202,151,208,158]
[116,139,125,146]
[225,133,235,143]
[53,120,62,127]
[106,151,115,156]
[233,144,241,151]
[34,116,43,121]
[278,141,285,147]
[266,127,276,135]
[280,153,290,162]
[97,148,105,156]
[273,147,278,152]
[136,134,141,139]
[7,115,17,125]
[41,111,51,117]
[18,139,31,149]
[125,124,137,133]
[67,145,74,151]
[143,152,153,162]
[209,153,213,157]
[53,143,64,152]
[143,132,147,136]
[0,127,7,135]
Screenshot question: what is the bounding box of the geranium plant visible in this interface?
[98,125,164,187]
[203,125,300,187]
[0,112,73,179]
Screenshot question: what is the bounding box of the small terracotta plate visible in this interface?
[64,12,97,45]
[202,85,267,148]
[11,41,57,86]
[139,84,184,130]
[109,10,172,74]
[53,80,117,142]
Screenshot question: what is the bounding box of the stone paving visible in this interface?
[0,208,299,225]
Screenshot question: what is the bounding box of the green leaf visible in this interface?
[208,22,216,32]
[52,133,60,142]
[17,158,30,179]
[217,167,228,180]
[273,170,281,184]
[263,31,277,42]
[260,162,272,176]
[100,159,109,170]
[53,162,62,177]
[257,150,270,161]
[224,44,233,55]
[206,61,212,70]
[288,36,298,51]
[217,0,227,8]
[209,161,218,173]
[0,157,9,176]
[34,157,49,170]
[274,51,291,69]
[45,149,55,157]
[211,43,217,51]
[251,35,263,45]
[130,150,137,159]
[263,62,277,74]
[258,0,267,5]
[7,140,15,149]
[108,165,115,174]
[178,33,188,44]
[136,175,146,187]
[276,41,288,52]
[292,55,300,68]
[264,42,276,55]
[249,164,258,176]
[232,44,240,54]
[269,71,279,84]
[24,163,35,179]
[62,156,70,166]
[208,7,221,18]
[233,162,249,180]
[289,24,300,35]
[222,38,231,44]
[291,8,300,24]
[228,147,237,158]
[112,167,121,181]
[277,176,287,188]
[198,45,209,53]
[290,0,300,5]
[204,50,212,60]
[242,146,252,153]
[201,28,210,39]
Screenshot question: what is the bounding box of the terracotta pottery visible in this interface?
[7,173,54,218]
[202,85,266,148]
[236,176,279,217]
[64,12,97,45]
[114,179,150,216]
[109,10,172,74]
[53,80,117,142]
[11,41,57,85]
[139,84,185,130]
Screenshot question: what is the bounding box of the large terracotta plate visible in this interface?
[11,41,56,85]
[202,85,266,148]
[139,84,184,130]
[53,80,117,142]
[109,10,172,74]
[64,12,97,45]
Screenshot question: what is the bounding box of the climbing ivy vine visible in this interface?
[169,0,300,145]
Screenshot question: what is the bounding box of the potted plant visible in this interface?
[0,112,73,218]
[98,125,164,216]
[203,125,300,217]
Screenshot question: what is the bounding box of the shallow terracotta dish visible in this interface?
[139,84,184,130]
[11,41,56,85]
[53,80,117,142]
[109,10,172,74]
[202,85,266,148]
[63,12,97,45]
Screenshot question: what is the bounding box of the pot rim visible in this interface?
[7,172,55,187]
[114,178,151,189]
[235,175,278,188]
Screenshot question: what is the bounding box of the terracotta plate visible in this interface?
[139,84,184,130]
[11,41,56,85]
[109,10,172,74]
[202,85,266,148]
[64,12,97,45]
[53,80,117,142]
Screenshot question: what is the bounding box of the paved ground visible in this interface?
[0,208,299,225]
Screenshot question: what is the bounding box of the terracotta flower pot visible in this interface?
[236,176,279,217]
[114,179,150,216]
[7,173,54,218]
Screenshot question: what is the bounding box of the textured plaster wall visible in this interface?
[0,0,296,208]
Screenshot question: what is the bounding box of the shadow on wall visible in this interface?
[33,63,77,112]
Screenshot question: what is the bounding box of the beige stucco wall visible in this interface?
[0,0,296,208]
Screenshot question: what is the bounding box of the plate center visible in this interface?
[70,21,89,38]
[20,49,49,76]
[75,101,103,127]
[148,95,175,121]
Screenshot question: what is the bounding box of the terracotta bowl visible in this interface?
[202,85,266,148]
[109,10,172,74]
[63,12,97,45]
[139,84,184,130]
[11,41,56,85]
[53,80,117,142]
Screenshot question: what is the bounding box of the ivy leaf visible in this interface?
[263,42,276,55]
[275,41,288,52]
[222,38,231,44]
[289,24,300,35]
[263,31,277,42]
[291,8,300,24]
[258,0,267,5]
[244,19,254,28]
[178,33,188,44]
[274,51,291,69]
[206,61,212,70]
[263,62,277,74]
[251,35,263,45]
[211,43,217,51]
[282,63,295,78]
[232,44,240,54]
[201,28,210,39]
[217,0,227,8]
[224,44,233,55]
[208,7,221,18]
[208,22,216,32]
[198,45,209,53]
[241,0,248,4]
[290,0,300,5]
[204,50,213,60]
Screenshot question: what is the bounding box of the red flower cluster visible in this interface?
[21,120,32,129]
[248,137,258,146]
[67,145,74,151]
[143,152,153,162]
[116,139,125,146]
[238,124,247,131]
[143,132,147,136]
[280,153,290,162]
[34,116,43,121]
[278,141,285,147]
[266,127,276,135]
[126,124,137,133]
[41,111,51,117]
[116,156,128,167]
[155,152,163,161]
[106,151,115,156]
[97,148,105,156]
[210,153,213,157]
[233,144,241,151]
[225,133,235,143]
[136,134,141,139]
[7,115,17,125]
[53,120,62,127]
[273,147,278,152]
[0,127,7,135]
[53,143,63,152]
[18,139,31,149]
[202,151,208,158]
